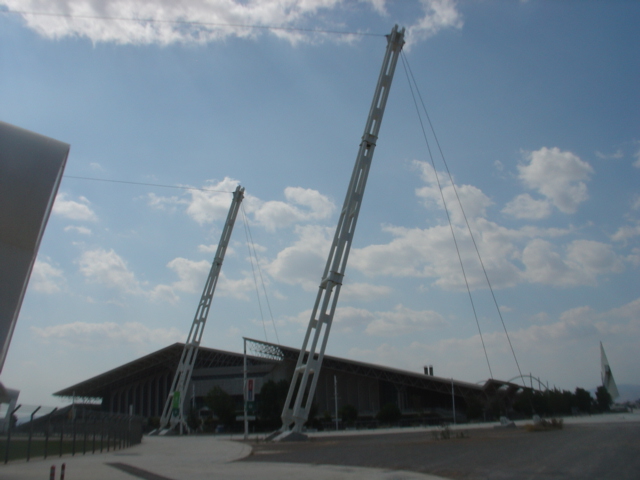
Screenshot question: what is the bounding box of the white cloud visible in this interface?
[348,297,640,386]
[198,244,219,254]
[6,0,462,46]
[76,246,254,304]
[251,187,335,231]
[406,0,463,47]
[244,242,267,253]
[340,282,392,302]
[144,177,238,224]
[502,194,552,220]
[146,192,187,213]
[346,158,625,291]
[150,256,255,302]
[633,147,640,168]
[282,309,313,327]
[284,187,335,218]
[216,271,257,300]
[149,284,179,304]
[283,304,445,335]
[184,177,241,225]
[517,147,593,214]
[521,239,624,287]
[77,248,143,294]
[198,243,239,255]
[158,257,211,296]
[30,259,65,294]
[595,149,623,160]
[607,297,640,322]
[364,304,447,336]
[149,181,333,231]
[64,225,92,235]
[528,312,551,324]
[333,306,377,332]
[566,239,625,276]
[31,321,184,349]
[168,257,211,293]
[350,222,523,290]
[414,161,493,225]
[52,193,97,221]
[264,224,333,290]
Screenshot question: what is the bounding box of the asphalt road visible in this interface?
[241,423,640,479]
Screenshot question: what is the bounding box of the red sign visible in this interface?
[247,378,254,402]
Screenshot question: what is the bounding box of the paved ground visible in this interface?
[244,414,640,479]
[0,431,442,480]
[1,413,637,480]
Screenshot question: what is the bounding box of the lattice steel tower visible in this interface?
[275,25,405,440]
[156,185,244,434]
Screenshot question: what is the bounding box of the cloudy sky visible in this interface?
[1,0,639,409]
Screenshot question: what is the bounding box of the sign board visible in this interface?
[246,378,254,402]
[171,391,180,417]
[237,415,256,421]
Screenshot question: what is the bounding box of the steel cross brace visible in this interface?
[156,185,245,434]
[276,25,405,439]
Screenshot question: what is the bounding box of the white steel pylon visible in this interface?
[600,341,619,400]
[276,25,405,440]
[156,185,245,434]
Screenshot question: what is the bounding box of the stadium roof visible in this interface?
[55,339,520,400]
[53,343,253,399]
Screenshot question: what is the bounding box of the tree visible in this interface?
[339,404,358,424]
[547,389,573,416]
[306,402,321,430]
[573,388,593,414]
[204,386,236,427]
[187,406,200,431]
[512,387,597,418]
[595,386,612,412]
[257,379,290,429]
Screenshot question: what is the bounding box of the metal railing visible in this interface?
[2,405,143,464]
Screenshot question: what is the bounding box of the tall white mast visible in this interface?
[276,25,405,440]
[156,185,245,434]
[600,342,619,400]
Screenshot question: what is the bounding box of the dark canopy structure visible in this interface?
[0,121,69,376]
[55,339,522,423]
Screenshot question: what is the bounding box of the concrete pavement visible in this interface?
[0,433,446,480]
[2,413,636,480]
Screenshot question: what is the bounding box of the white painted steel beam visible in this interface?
[276,25,405,440]
[156,185,244,434]
[0,122,69,374]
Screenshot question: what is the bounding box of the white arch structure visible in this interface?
[507,374,548,392]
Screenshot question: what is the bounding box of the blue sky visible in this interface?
[1,0,639,409]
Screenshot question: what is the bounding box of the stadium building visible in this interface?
[55,339,520,425]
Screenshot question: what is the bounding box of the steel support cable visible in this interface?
[243,204,280,345]
[400,53,493,380]
[401,52,526,387]
[64,175,235,193]
[241,205,269,342]
[3,9,385,38]
[240,204,280,345]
